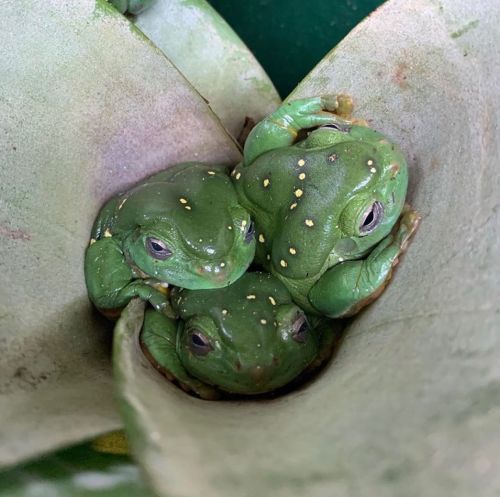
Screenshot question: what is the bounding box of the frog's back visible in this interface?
[234,141,381,280]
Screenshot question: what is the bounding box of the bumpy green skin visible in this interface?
[108,0,154,15]
[233,96,420,317]
[85,163,255,316]
[140,272,334,398]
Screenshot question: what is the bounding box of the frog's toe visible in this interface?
[320,94,341,113]
[335,93,354,118]
[397,205,422,251]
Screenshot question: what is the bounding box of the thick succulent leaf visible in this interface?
[115,1,500,496]
[133,0,281,137]
[0,0,240,468]
[0,441,151,497]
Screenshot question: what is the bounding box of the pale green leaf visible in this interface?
[133,0,281,137]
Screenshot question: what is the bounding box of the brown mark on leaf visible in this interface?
[0,224,31,241]
[393,62,410,89]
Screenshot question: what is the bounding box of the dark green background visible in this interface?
[208,0,385,97]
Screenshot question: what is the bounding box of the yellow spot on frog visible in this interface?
[235,172,241,180]
[268,296,276,306]
[104,229,112,238]
[305,219,314,227]
[260,319,267,325]
[246,294,256,300]
[290,202,298,210]
[289,247,297,255]
[220,262,226,268]
[118,198,127,210]
[280,259,288,268]
[294,189,304,198]
[207,170,216,175]
[240,219,247,231]
[338,257,345,262]
[185,205,192,210]
[258,234,265,243]
[367,159,374,166]
[179,198,188,204]
[222,309,228,316]
[91,430,129,455]
[298,173,306,180]
[297,159,305,166]
[228,226,233,230]
[370,167,377,174]
[89,238,96,245]
[263,178,270,187]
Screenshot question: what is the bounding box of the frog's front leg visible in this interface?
[243,95,354,165]
[309,207,421,318]
[140,310,220,400]
[84,238,174,318]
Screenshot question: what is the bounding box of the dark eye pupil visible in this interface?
[362,209,375,227]
[245,221,255,243]
[192,333,206,347]
[151,241,164,252]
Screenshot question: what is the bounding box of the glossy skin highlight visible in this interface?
[140,272,333,398]
[85,163,255,317]
[233,96,420,317]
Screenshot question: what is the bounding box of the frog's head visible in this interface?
[172,273,319,395]
[304,125,409,259]
[122,204,255,289]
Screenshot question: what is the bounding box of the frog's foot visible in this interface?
[309,206,421,318]
[140,310,220,400]
[243,95,355,165]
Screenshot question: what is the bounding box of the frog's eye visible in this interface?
[146,237,172,260]
[291,313,310,343]
[244,220,255,244]
[359,201,384,236]
[319,123,350,132]
[188,330,213,356]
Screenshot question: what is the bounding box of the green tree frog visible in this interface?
[232,96,420,318]
[141,272,335,398]
[84,163,255,318]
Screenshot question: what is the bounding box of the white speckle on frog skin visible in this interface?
[266,254,271,260]
[298,159,305,167]
[89,238,96,245]
[185,205,192,211]
[263,178,270,188]
[222,309,228,315]
[305,219,314,227]
[268,296,276,305]
[289,247,297,255]
[260,319,267,325]
[290,202,298,210]
[228,226,232,230]
[338,257,344,262]
[294,188,304,198]
[370,167,377,173]
[298,173,306,180]
[240,219,247,231]
[235,172,241,180]
[367,159,374,166]
[280,259,288,268]
[104,228,112,238]
[247,294,256,300]
[207,170,216,175]
[179,198,188,204]
[258,234,265,243]
[118,197,127,210]
[220,262,225,268]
